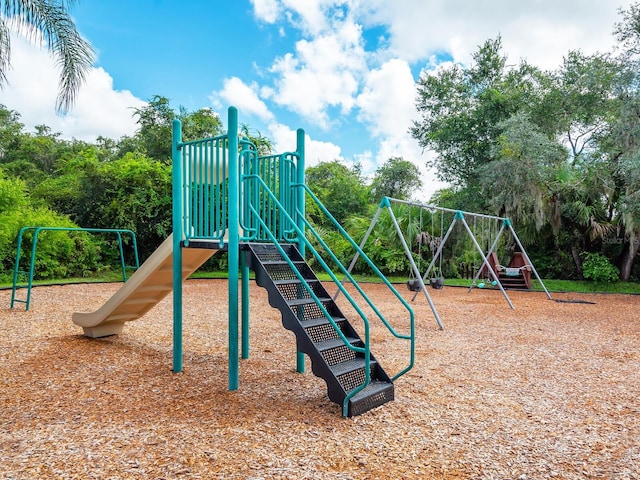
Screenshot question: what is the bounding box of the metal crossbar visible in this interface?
[11,227,139,310]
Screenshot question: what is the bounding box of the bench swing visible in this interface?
[472,219,533,290]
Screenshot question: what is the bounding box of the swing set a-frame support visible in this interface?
[344,197,552,330]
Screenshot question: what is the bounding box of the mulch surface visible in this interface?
[1,280,638,479]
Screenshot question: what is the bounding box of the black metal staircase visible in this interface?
[247,242,394,417]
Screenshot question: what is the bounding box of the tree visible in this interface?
[604,92,640,280]
[410,37,543,189]
[133,95,175,161]
[132,97,227,162]
[370,157,422,201]
[0,170,101,281]
[613,2,640,60]
[179,106,223,141]
[477,113,566,229]
[305,160,369,225]
[0,0,94,113]
[73,152,172,259]
[240,124,273,156]
[537,51,623,165]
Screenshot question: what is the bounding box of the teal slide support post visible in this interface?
[227,107,240,390]
[295,128,306,374]
[241,251,250,359]
[171,118,184,373]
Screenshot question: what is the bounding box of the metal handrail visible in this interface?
[300,185,415,380]
[244,174,415,415]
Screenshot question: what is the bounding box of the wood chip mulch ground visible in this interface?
[1,280,638,479]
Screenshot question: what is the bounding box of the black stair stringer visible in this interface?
[246,242,394,417]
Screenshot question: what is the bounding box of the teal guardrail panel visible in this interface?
[239,146,300,243]
[177,134,230,246]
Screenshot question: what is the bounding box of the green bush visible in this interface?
[581,252,619,283]
[0,172,103,282]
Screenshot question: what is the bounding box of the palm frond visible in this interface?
[1,0,95,113]
[0,19,10,85]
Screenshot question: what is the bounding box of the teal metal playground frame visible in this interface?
[171,107,415,410]
[11,227,139,310]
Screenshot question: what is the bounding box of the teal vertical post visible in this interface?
[241,251,250,359]
[295,128,306,374]
[10,228,25,309]
[227,107,240,390]
[171,119,184,373]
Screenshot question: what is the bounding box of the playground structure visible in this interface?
[68,107,415,417]
[11,227,139,311]
[344,197,552,328]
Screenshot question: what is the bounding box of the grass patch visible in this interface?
[190,271,640,294]
[3,268,638,295]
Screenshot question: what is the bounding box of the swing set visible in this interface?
[346,197,552,329]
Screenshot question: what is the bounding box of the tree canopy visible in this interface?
[409,4,640,281]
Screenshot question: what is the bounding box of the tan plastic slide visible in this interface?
[73,234,217,338]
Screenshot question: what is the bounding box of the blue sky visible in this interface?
[0,0,634,198]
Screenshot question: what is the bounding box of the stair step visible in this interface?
[258,258,305,265]
[301,316,347,328]
[302,316,349,344]
[333,358,377,394]
[331,358,373,378]
[287,297,331,307]
[275,279,323,302]
[348,381,394,417]
[273,278,318,286]
[316,337,360,366]
[315,336,359,351]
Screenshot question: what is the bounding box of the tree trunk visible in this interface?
[618,233,640,281]
[571,244,583,278]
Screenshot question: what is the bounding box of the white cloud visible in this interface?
[267,121,343,167]
[210,77,274,122]
[356,58,415,138]
[250,0,282,24]
[354,0,634,69]
[0,34,144,141]
[354,59,446,200]
[267,19,368,128]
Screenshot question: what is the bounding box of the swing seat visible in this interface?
[406,279,421,291]
[430,278,444,289]
[504,267,521,277]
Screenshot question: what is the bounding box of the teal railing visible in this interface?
[11,227,139,310]
[177,134,230,246]
[174,131,299,246]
